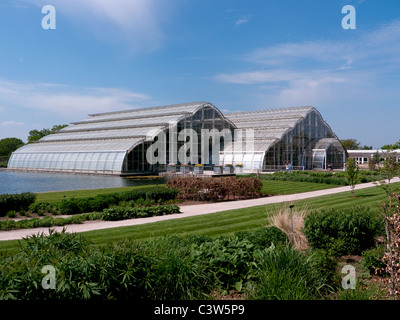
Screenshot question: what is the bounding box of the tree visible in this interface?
[382,140,400,151]
[346,157,359,197]
[368,151,381,171]
[27,124,68,143]
[379,154,400,195]
[340,139,362,150]
[0,138,25,157]
[361,145,373,150]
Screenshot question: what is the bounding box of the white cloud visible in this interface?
[0,121,24,126]
[235,18,249,27]
[0,79,151,120]
[244,40,354,68]
[214,19,400,108]
[21,0,174,52]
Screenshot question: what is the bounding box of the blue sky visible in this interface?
[0,0,399,148]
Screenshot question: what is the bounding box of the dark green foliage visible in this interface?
[58,187,178,215]
[29,202,59,215]
[101,204,181,221]
[0,206,179,231]
[0,137,24,157]
[189,227,288,292]
[303,206,384,256]
[191,236,256,292]
[234,226,288,248]
[0,228,327,300]
[305,249,338,290]
[0,193,36,217]
[27,124,68,143]
[144,235,212,300]
[249,244,331,300]
[361,246,387,276]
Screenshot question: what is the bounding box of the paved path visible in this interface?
[1,178,399,241]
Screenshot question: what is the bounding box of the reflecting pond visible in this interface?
[0,170,165,194]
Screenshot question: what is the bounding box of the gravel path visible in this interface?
[1,178,399,241]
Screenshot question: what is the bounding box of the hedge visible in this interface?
[0,193,36,217]
[57,187,178,215]
[166,176,263,201]
[0,204,181,231]
[101,204,181,221]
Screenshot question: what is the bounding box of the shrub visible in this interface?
[29,202,58,214]
[303,206,383,256]
[145,235,212,299]
[305,249,338,290]
[361,246,387,276]
[101,204,181,221]
[191,235,256,292]
[234,226,288,249]
[166,177,263,201]
[6,210,16,218]
[0,192,36,217]
[58,187,178,215]
[249,244,330,300]
[58,198,81,215]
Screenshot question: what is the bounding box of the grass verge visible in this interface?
[1,181,398,254]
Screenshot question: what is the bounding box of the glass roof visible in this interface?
[75,102,208,124]
[41,127,161,142]
[63,114,185,132]
[14,139,142,153]
[224,106,314,154]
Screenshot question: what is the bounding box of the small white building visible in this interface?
[347,149,400,167]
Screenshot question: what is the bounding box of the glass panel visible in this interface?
[113,153,125,172]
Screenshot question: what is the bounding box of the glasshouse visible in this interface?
[8,102,347,174]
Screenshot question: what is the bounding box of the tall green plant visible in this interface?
[346,158,359,197]
[378,154,400,198]
[303,206,383,256]
[249,244,334,300]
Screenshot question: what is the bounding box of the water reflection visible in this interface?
[0,171,165,194]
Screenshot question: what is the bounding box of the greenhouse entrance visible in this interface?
[311,138,347,170]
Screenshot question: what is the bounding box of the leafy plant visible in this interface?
[0,193,36,217]
[303,206,383,256]
[346,158,359,197]
[57,187,178,215]
[101,204,180,221]
[249,244,331,300]
[361,246,387,276]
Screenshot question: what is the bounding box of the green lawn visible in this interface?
[35,179,337,203]
[1,181,398,254]
[81,182,400,246]
[260,179,338,195]
[35,184,161,203]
